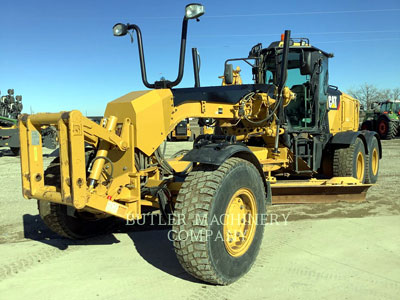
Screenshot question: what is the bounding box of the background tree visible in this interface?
[347,84,400,110]
[391,88,400,100]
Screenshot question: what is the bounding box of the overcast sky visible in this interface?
[1,0,399,115]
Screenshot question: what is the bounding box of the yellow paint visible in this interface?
[328,92,359,134]
[33,146,38,162]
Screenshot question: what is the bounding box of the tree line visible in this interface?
[346,84,400,110]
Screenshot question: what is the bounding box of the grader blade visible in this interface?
[270,177,372,204]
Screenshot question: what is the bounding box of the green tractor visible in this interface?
[361,100,400,139]
[0,89,58,155]
[0,89,23,155]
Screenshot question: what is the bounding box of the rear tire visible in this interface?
[360,120,372,131]
[365,136,380,184]
[377,117,397,139]
[10,147,20,156]
[172,157,266,285]
[333,137,366,183]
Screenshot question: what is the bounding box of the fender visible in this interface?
[360,130,382,158]
[329,131,382,157]
[0,128,20,148]
[330,131,361,146]
[182,135,272,205]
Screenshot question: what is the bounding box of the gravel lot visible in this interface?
[0,139,399,299]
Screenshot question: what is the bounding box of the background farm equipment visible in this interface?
[361,100,400,139]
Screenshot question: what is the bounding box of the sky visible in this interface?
[1,0,400,115]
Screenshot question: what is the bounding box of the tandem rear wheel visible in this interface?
[333,136,380,184]
[333,137,366,183]
[172,157,266,285]
[365,136,380,184]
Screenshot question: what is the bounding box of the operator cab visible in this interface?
[253,38,333,133]
[380,100,400,115]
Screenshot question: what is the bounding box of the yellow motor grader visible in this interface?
[19,4,381,285]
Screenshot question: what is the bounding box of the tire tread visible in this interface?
[173,157,262,285]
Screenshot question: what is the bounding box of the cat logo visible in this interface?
[328,95,339,110]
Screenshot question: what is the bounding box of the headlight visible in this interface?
[185,3,205,19]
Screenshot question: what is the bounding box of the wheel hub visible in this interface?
[356,151,365,181]
[378,121,387,134]
[371,148,379,176]
[223,188,257,257]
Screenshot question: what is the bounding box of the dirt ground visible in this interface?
[0,139,399,299]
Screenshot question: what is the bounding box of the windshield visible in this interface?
[286,68,308,88]
[382,102,400,113]
[262,49,305,84]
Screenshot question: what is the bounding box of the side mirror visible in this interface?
[224,64,234,85]
[185,3,205,19]
[113,23,128,36]
[300,51,312,75]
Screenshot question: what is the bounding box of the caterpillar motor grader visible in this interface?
[19,4,381,285]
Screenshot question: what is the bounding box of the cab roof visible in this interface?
[265,38,334,58]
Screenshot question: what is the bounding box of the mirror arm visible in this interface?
[278,30,291,92]
[169,17,189,88]
[273,30,290,154]
[127,24,155,89]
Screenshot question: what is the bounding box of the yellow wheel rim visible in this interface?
[356,151,365,181]
[223,188,257,257]
[371,148,379,176]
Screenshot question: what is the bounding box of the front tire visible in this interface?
[38,201,113,239]
[172,157,266,285]
[39,155,114,239]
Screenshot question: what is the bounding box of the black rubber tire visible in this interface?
[333,137,367,183]
[386,121,397,139]
[365,136,380,184]
[172,157,266,285]
[319,150,334,178]
[38,156,114,239]
[377,117,397,140]
[10,147,20,156]
[360,120,372,131]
